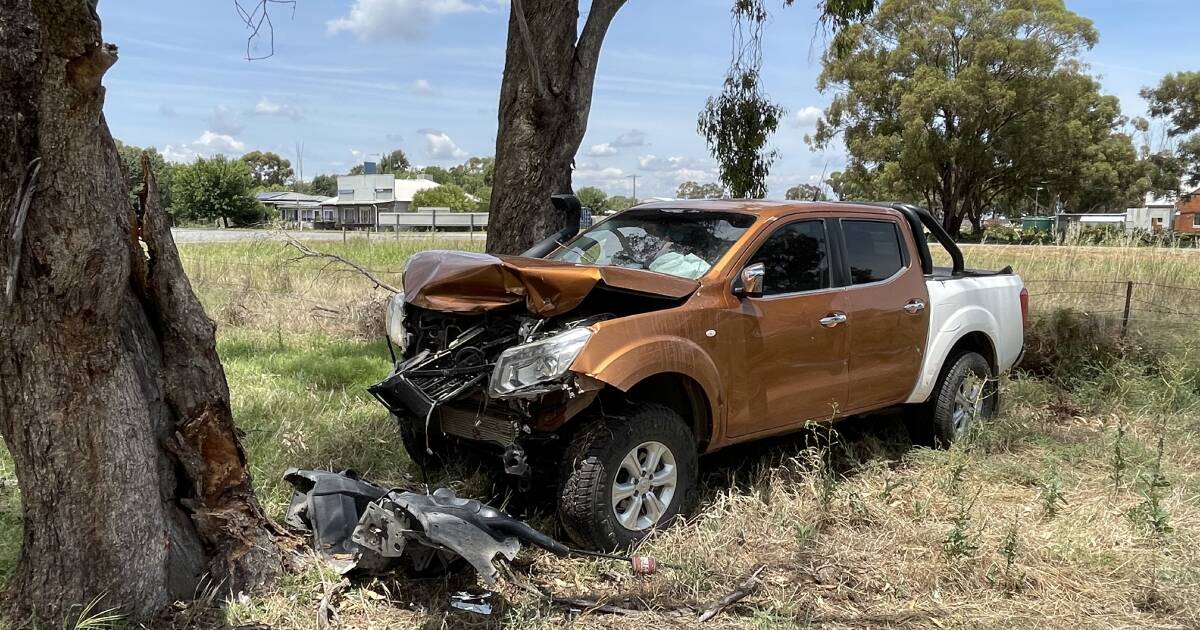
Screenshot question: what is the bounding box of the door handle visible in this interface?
[903,300,926,314]
[818,313,847,328]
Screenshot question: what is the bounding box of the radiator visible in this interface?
[437,405,519,447]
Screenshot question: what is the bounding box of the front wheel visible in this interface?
[558,403,698,550]
[930,351,998,445]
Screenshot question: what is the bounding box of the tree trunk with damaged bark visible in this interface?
[485,0,626,255]
[0,1,285,624]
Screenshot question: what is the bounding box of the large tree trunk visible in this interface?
[485,0,626,255]
[0,1,285,623]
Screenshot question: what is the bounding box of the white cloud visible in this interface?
[792,106,823,128]
[587,143,617,157]
[327,0,493,41]
[637,155,700,171]
[162,145,198,163]
[410,79,434,95]
[207,104,243,136]
[160,131,246,163]
[254,97,302,119]
[418,128,468,160]
[611,129,648,148]
[193,131,246,153]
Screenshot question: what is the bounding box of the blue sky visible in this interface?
[97,0,1199,198]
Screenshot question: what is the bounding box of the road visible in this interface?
[171,228,481,244]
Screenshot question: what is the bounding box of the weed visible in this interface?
[1038,466,1067,519]
[943,488,981,560]
[999,511,1023,592]
[1127,421,1172,538]
[1109,415,1127,490]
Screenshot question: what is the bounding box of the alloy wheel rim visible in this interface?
[611,441,677,531]
[952,373,986,434]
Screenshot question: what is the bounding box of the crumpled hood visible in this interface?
[403,250,699,317]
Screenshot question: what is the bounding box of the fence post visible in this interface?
[469,214,475,242]
[1121,280,1134,339]
[342,226,346,244]
[431,207,438,232]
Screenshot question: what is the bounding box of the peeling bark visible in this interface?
[0,1,284,623]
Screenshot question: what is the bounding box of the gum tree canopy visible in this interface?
[809,0,1136,234]
[0,1,285,624]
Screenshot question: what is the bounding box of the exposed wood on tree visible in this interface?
[0,2,285,623]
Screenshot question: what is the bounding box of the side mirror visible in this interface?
[735,262,765,299]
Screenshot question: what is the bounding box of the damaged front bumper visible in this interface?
[368,319,605,477]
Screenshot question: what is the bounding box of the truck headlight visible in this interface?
[385,291,407,354]
[489,327,592,397]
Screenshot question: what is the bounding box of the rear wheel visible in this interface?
[930,352,998,445]
[558,403,698,550]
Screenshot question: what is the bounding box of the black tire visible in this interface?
[929,351,998,446]
[558,403,699,550]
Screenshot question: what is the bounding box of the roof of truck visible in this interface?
[628,199,897,219]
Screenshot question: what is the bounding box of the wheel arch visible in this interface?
[624,372,715,451]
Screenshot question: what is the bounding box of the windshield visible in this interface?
[548,209,756,279]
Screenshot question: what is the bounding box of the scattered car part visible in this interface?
[284,469,662,587]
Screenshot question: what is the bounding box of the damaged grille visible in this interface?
[370,310,525,420]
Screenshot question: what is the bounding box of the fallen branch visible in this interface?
[317,577,351,630]
[3,158,41,310]
[698,565,765,622]
[280,230,400,294]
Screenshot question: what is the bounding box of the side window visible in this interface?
[843,220,905,284]
[747,220,829,295]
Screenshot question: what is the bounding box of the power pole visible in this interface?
[629,174,639,204]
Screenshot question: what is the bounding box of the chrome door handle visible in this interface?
[819,313,847,328]
[903,300,926,313]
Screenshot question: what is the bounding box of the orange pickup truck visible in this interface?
[370,199,1026,549]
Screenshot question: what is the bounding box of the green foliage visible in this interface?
[810,0,1139,232]
[114,140,174,212]
[608,194,636,210]
[575,186,610,212]
[1141,71,1200,188]
[676,181,725,199]
[171,155,267,227]
[1110,417,1127,490]
[785,183,826,201]
[309,173,337,197]
[999,511,1022,589]
[349,148,410,175]
[240,150,293,188]
[411,183,475,212]
[408,157,494,206]
[698,1,785,198]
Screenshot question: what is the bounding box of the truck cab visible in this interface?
[371,200,1026,549]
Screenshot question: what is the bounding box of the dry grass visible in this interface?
[2,236,1199,629]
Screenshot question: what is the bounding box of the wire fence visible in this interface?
[1022,278,1200,351]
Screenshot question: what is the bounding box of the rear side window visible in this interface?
[747,220,829,295]
[843,220,905,284]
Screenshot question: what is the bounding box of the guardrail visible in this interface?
[378,210,488,231]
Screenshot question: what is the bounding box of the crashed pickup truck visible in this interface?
[369,199,1026,550]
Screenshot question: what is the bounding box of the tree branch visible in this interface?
[234,0,296,61]
[3,158,41,310]
[510,0,549,99]
[280,231,399,294]
[575,0,627,80]
[698,565,765,622]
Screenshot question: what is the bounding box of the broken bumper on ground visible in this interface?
[284,469,568,586]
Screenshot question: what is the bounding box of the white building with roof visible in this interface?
[317,173,444,229]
